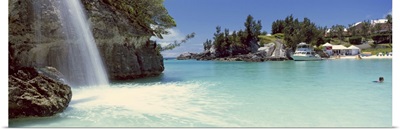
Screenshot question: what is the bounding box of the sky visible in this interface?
[157,0,393,57]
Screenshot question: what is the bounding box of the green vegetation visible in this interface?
[329,24,346,40]
[203,15,265,57]
[272,15,326,50]
[349,36,362,45]
[101,0,195,51]
[258,33,284,45]
[343,43,351,48]
[273,14,392,55]
[326,14,392,53]
[157,32,196,51]
[203,39,213,51]
[102,0,176,38]
[258,35,275,44]
[362,48,392,55]
[372,34,392,44]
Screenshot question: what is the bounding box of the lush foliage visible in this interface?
[258,33,284,45]
[362,48,392,55]
[157,32,196,51]
[386,14,392,33]
[102,0,198,51]
[329,25,346,40]
[102,0,176,38]
[275,15,326,50]
[348,36,362,45]
[258,35,276,45]
[346,14,392,44]
[203,15,264,57]
[271,20,285,34]
[371,34,392,44]
[203,39,213,51]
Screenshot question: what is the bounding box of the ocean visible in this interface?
[9,59,392,127]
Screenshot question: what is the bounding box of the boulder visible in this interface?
[177,52,199,60]
[9,67,72,119]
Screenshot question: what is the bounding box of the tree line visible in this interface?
[270,14,392,48]
[271,15,327,51]
[203,15,266,57]
[203,14,392,57]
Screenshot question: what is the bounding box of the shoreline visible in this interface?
[328,55,392,60]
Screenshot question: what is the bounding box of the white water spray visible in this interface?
[54,0,109,87]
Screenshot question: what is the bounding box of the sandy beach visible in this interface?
[328,55,393,60]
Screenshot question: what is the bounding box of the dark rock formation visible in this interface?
[177,52,198,60]
[98,44,164,80]
[83,0,164,80]
[9,0,164,81]
[178,40,289,62]
[9,67,72,119]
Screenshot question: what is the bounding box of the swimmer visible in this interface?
[373,77,384,83]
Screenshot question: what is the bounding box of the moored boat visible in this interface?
[292,42,322,61]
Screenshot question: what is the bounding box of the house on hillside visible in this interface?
[325,18,390,37]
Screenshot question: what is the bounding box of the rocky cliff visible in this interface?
[83,0,164,79]
[9,0,164,81]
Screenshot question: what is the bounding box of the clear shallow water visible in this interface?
[9,59,392,127]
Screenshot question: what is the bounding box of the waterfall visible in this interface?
[59,0,109,87]
[33,0,109,87]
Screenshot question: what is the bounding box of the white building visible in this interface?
[347,45,361,55]
[322,43,333,56]
[370,19,388,26]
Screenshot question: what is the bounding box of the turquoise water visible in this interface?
[9,59,392,127]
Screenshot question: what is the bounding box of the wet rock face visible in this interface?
[9,67,72,119]
[82,0,164,80]
[9,0,164,81]
[98,44,164,80]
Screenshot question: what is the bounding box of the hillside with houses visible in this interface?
[177,14,392,61]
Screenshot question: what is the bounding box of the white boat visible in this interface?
[292,42,322,61]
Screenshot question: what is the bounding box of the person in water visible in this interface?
[374,77,384,83]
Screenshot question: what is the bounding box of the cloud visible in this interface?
[151,28,202,57]
[150,28,185,47]
[160,52,180,58]
[160,44,203,58]
[383,10,392,18]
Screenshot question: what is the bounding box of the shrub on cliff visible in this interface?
[349,36,362,45]
[371,34,391,44]
[102,0,176,39]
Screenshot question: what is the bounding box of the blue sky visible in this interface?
[157,0,392,57]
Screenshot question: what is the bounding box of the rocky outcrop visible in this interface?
[177,52,198,60]
[83,0,164,80]
[9,67,72,119]
[98,44,164,80]
[178,40,289,62]
[9,0,164,81]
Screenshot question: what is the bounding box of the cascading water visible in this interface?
[59,0,109,87]
[34,0,109,87]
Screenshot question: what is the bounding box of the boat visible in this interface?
[291,42,322,61]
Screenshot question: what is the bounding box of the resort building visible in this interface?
[322,43,333,56]
[322,43,361,56]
